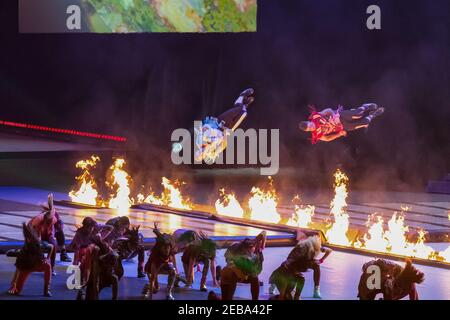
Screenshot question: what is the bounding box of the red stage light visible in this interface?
[0,120,127,142]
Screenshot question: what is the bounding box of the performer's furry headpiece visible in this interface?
[41,193,55,214]
[294,235,322,261]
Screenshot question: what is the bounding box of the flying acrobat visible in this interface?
[299,103,385,144]
[194,88,255,163]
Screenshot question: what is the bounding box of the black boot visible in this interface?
[60,251,72,262]
[6,249,20,258]
[137,268,146,278]
[174,274,187,288]
[235,88,255,108]
[76,289,85,300]
[215,265,222,282]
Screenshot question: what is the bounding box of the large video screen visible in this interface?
[19,0,257,33]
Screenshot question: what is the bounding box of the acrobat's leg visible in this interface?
[341,104,379,120]
[340,109,367,121]
[217,106,247,131]
[340,114,371,131]
[344,108,385,131]
[360,103,379,114]
[217,88,254,130]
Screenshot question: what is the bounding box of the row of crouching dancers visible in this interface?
[8,194,424,300]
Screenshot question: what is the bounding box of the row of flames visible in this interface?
[68,156,192,213]
[69,156,450,263]
[214,169,450,263]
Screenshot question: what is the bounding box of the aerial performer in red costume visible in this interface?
[299,103,385,144]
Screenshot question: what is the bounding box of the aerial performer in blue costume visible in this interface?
[193,88,255,163]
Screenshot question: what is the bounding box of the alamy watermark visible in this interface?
[365,265,382,290]
[171,121,279,176]
[66,265,82,290]
[366,5,381,30]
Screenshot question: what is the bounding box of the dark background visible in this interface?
[0,0,449,194]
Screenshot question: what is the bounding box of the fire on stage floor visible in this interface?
[0,187,449,300]
[0,204,289,241]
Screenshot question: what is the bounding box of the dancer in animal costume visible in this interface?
[357,259,424,300]
[105,216,146,278]
[142,223,178,300]
[218,231,266,300]
[269,235,332,299]
[27,194,59,273]
[69,217,113,288]
[179,232,218,291]
[172,229,199,274]
[8,223,52,297]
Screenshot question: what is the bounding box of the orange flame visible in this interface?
[160,177,193,210]
[69,155,100,206]
[248,176,281,224]
[215,188,244,218]
[287,195,315,228]
[139,177,192,210]
[137,192,164,206]
[355,210,438,260]
[354,214,389,252]
[67,158,450,265]
[107,158,133,214]
[325,169,351,245]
